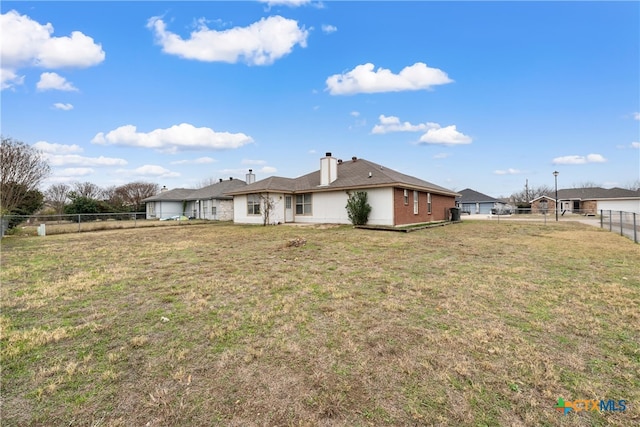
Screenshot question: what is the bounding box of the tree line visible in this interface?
[1,136,158,228]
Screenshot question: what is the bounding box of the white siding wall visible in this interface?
[597,199,640,213]
[152,201,184,219]
[294,187,393,226]
[233,193,286,224]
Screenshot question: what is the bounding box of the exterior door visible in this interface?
[285,196,293,222]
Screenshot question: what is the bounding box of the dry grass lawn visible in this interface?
[1,220,638,426]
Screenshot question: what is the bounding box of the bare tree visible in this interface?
[509,184,553,206]
[1,136,51,214]
[45,183,71,215]
[622,179,640,191]
[196,177,221,188]
[573,181,601,188]
[260,194,276,226]
[115,182,159,212]
[71,181,104,200]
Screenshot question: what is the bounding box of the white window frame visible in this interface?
[247,194,261,215]
[413,190,419,214]
[296,193,312,215]
[427,193,432,214]
[404,189,409,205]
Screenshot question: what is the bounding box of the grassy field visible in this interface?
[1,220,638,426]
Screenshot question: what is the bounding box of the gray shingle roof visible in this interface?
[142,179,247,202]
[187,179,247,200]
[533,187,640,201]
[457,188,499,203]
[226,158,458,196]
[142,188,194,202]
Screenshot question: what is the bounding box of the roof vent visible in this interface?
[229,177,233,180]
[219,178,223,183]
[368,172,372,178]
[337,159,342,164]
[352,156,357,162]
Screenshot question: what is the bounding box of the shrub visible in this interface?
[346,191,372,226]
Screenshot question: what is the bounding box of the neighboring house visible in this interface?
[456,188,512,215]
[142,177,249,220]
[530,187,640,215]
[225,152,459,226]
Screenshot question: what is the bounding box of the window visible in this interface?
[539,199,548,214]
[247,194,261,215]
[211,206,217,216]
[413,190,419,214]
[296,193,312,215]
[404,189,409,205]
[427,193,432,214]
[285,196,292,209]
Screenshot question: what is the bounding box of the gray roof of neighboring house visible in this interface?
[142,188,194,202]
[531,187,640,202]
[187,179,247,200]
[457,188,500,203]
[142,179,247,202]
[225,157,458,197]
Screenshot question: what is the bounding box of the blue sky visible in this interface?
[2,1,639,198]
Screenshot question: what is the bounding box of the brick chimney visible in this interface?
[320,152,338,186]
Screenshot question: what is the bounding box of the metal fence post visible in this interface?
[634,213,637,244]
[619,211,623,236]
[78,215,81,232]
[608,210,612,232]
[600,210,603,229]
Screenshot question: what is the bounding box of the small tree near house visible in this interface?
[260,194,276,226]
[346,191,372,226]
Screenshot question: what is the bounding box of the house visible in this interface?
[142,177,248,220]
[225,153,459,226]
[456,188,512,215]
[530,187,640,215]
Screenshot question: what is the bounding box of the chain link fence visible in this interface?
[600,210,639,243]
[0,212,208,237]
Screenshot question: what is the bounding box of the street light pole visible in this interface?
[553,171,559,221]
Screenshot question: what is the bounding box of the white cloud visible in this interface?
[259,166,277,174]
[0,10,105,90]
[372,115,439,134]
[322,24,337,34]
[494,168,522,175]
[350,111,360,117]
[633,112,640,120]
[170,157,217,165]
[241,159,267,165]
[552,154,607,165]
[59,167,94,177]
[33,141,83,154]
[418,125,472,146]
[433,153,451,159]
[44,154,128,167]
[258,0,314,7]
[326,62,453,95]
[218,166,277,176]
[53,102,73,110]
[91,123,254,154]
[128,165,180,178]
[37,72,78,91]
[147,15,308,66]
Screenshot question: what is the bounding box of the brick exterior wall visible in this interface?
[216,200,234,221]
[531,198,556,214]
[393,188,455,225]
[581,200,597,215]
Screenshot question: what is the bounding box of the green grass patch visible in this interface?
[1,221,638,426]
